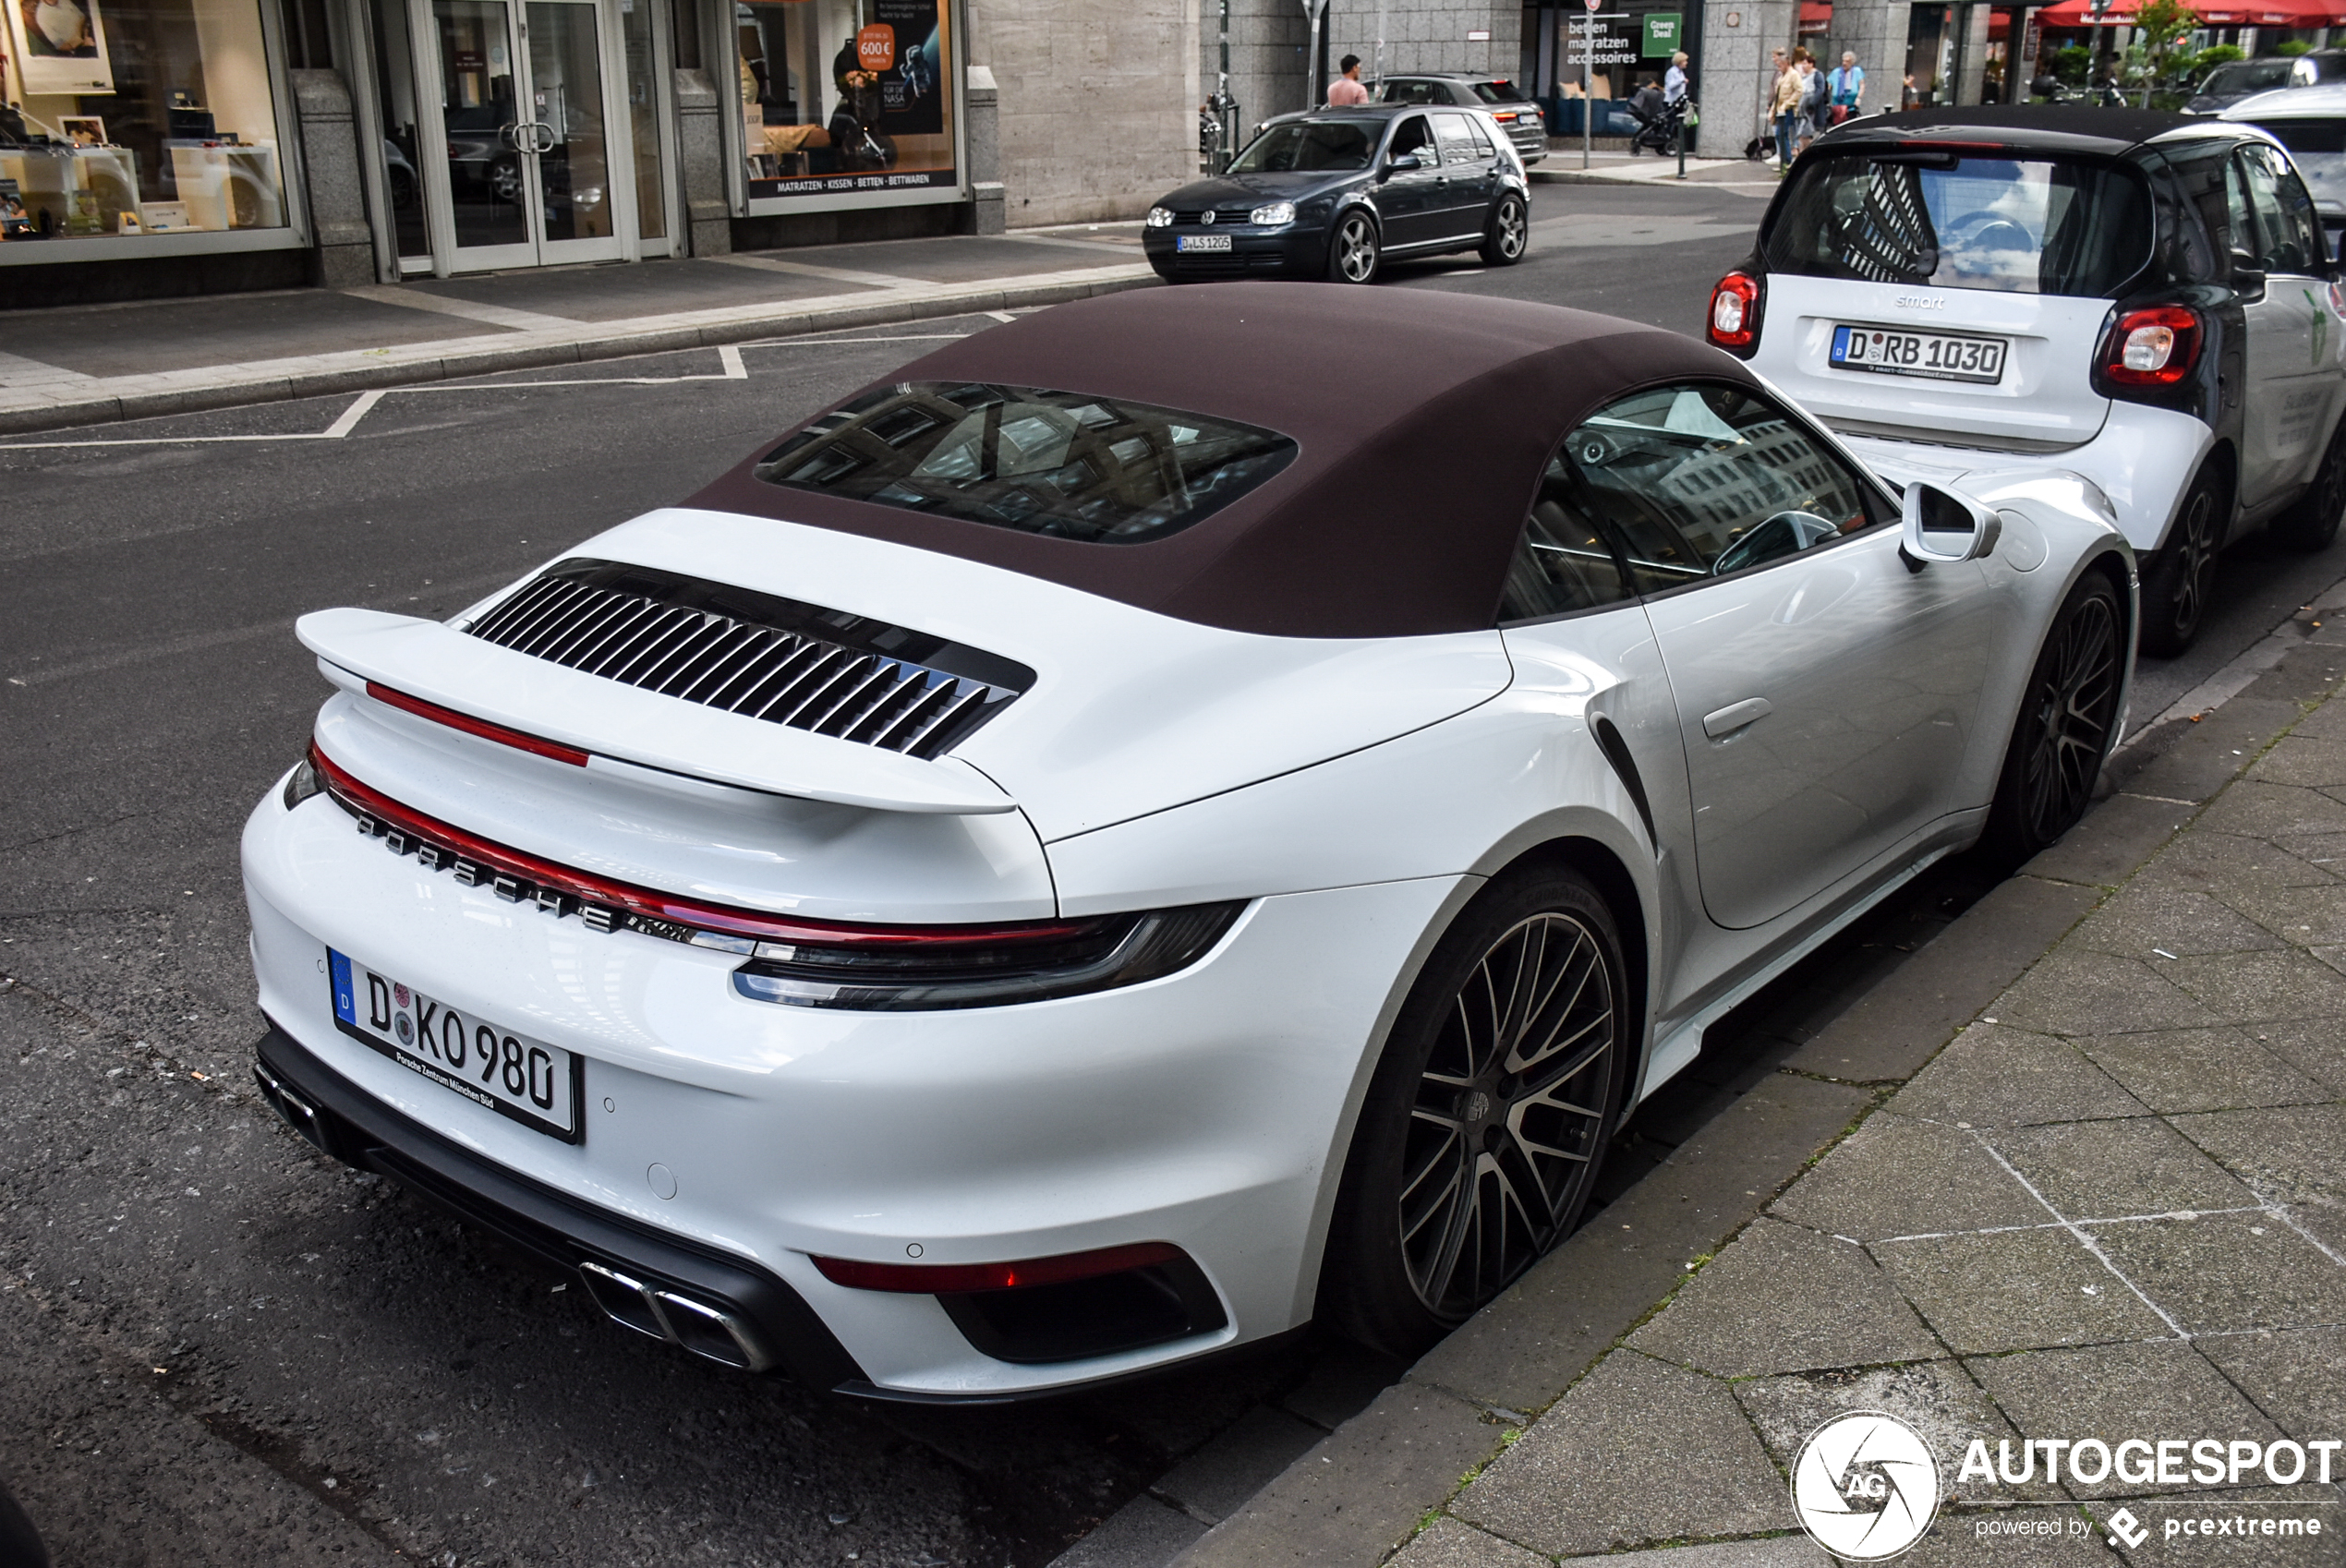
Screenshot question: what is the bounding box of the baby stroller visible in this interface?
[1626,96,1685,156]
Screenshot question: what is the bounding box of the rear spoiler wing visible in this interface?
[296,609,1020,816]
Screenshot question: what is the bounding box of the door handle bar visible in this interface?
[1702,697,1772,739]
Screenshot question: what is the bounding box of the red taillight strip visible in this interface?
[811,1242,1186,1295]
[366,681,590,766]
[307,742,1098,949]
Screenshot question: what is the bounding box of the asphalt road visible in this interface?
[4,178,2344,1568]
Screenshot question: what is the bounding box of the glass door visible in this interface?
[408,0,633,271]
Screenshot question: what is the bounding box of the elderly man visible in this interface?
[1827,51,1865,124]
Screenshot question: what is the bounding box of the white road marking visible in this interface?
[707,254,924,289]
[0,333,963,451]
[984,311,1016,323]
[0,351,97,388]
[342,284,578,332]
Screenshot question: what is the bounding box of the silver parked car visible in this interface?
[1380,72,1548,163]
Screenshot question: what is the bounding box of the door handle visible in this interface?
[1702,697,1772,739]
[526,120,556,153]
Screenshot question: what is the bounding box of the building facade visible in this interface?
[1,0,1201,302]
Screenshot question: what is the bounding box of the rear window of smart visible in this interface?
[1764,153,2152,296]
[753,382,1298,544]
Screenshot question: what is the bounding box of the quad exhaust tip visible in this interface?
[577,1260,775,1372]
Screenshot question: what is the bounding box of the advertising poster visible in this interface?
[6,0,115,95]
[871,0,941,137]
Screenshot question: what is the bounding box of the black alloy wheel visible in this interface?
[2274,418,2346,553]
[2138,465,2226,657]
[1320,869,1629,1355]
[1481,194,1529,266]
[1326,210,1382,284]
[1984,572,2123,862]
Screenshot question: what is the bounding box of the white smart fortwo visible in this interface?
[1716,104,2346,655]
[246,284,2133,1400]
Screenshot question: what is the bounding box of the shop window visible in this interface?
[2,0,290,239]
[733,0,954,202]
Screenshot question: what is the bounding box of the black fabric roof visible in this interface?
[686,283,1749,638]
[1819,105,2205,157]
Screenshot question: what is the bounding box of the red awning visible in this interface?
[1798,0,1832,30]
[2038,0,2340,20]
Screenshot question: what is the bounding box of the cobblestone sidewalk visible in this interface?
[1175,615,2346,1568]
[1402,647,2346,1564]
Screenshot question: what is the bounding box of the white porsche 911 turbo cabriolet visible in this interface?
[243,284,2134,1400]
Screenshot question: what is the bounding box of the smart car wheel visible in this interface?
[1327,211,1381,284]
[1480,194,1529,266]
[2139,464,2226,657]
[1320,868,1630,1356]
[1984,571,2122,863]
[2274,418,2346,554]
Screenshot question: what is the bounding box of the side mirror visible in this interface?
[1386,150,1423,173]
[2231,248,2268,298]
[1900,481,2001,567]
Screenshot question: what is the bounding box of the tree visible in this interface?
[2126,0,2200,103]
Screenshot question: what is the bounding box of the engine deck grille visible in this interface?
[461,560,1030,759]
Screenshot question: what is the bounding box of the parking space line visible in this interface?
[0,332,973,452]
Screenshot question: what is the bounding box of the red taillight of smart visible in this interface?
[1708,271,1762,352]
[2101,305,2202,387]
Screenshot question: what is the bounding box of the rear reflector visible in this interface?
[366,681,589,766]
[812,1242,1188,1295]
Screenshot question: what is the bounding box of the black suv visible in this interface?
[1144,105,1532,285]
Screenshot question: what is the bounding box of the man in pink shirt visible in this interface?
[1328,54,1371,105]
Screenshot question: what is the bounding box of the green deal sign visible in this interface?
[1643,11,1681,54]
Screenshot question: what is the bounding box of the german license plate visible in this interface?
[1178,233,1233,252]
[1831,324,2007,384]
[328,948,582,1142]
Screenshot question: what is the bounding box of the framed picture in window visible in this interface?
[6,0,115,94]
[60,114,105,145]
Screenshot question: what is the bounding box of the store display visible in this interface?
[58,113,103,144]
[734,0,956,201]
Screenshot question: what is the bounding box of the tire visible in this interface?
[1326,210,1382,284]
[489,158,522,205]
[1318,868,1632,1357]
[2274,418,2346,553]
[1480,194,1528,266]
[1981,571,2125,864]
[2138,463,2227,657]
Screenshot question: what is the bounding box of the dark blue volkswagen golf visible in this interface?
[1143,104,1532,285]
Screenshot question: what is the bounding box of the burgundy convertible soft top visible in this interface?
[686,283,1753,638]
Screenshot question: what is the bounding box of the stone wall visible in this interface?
[1200,0,1312,143]
[968,0,1202,227]
[1699,0,1796,160]
[1327,1,1518,88]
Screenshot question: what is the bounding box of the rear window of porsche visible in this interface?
[1764,152,2153,296]
[753,382,1298,544]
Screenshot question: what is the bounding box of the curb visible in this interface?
[1170,595,2346,1568]
[0,267,1157,439]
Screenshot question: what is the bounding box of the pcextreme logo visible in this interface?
[1792,1412,1942,1562]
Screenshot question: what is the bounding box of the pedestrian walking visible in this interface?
[1796,50,1829,152]
[1827,51,1864,124]
[1772,47,1803,167]
[1328,54,1370,106]
[1664,50,1689,106]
